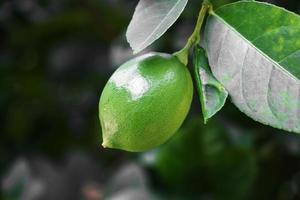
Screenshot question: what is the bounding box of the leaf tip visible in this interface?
[133,49,141,55]
[126,34,142,54]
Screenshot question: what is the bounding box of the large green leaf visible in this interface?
[126,0,188,54]
[205,1,300,133]
[210,0,241,9]
[193,45,228,123]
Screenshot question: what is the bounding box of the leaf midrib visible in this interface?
[210,12,300,83]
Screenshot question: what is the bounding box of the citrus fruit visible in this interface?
[99,53,193,152]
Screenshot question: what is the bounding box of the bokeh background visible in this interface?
[1,0,300,199]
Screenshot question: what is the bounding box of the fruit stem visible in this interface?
[174,1,210,66]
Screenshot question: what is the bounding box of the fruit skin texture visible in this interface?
[99,52,193,152]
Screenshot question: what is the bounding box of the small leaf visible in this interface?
[193,45,228,123]
[126,0,188,54]
[205,1,300,133]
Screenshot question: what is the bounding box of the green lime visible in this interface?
[99,53,193,152]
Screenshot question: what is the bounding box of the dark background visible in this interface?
[0,0,300,199]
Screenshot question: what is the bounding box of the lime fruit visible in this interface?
[99,53,193,152]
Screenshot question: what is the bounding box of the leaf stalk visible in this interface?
[174,2,210,65]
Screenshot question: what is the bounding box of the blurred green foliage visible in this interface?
[155,117,256,199]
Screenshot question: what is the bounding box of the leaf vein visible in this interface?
[212,14,300,83]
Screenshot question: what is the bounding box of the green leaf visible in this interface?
[126,0,188,54]
[210,0,242,9]
[205,1,300,133]
[193,45,228,123]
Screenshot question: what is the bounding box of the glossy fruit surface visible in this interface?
[99,53,193,152]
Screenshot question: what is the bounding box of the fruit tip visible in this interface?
[102,142,108,148]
